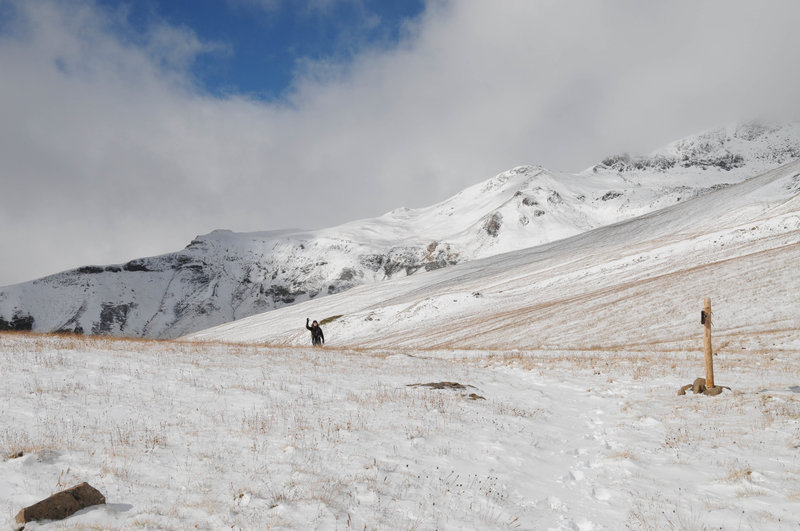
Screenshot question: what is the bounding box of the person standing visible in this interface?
[306,318,324,346]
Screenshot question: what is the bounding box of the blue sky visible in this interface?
[93,0,424,99]
[1,0,800,285]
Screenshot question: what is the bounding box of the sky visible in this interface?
[1,0,800,286]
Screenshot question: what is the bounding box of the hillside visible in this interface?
[186,159,800,351]
[1,122,798,339]
[4,298,800,528]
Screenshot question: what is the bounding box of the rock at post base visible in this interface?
[678,377,731,397]
[15,482,105,524]
[692,377,707,394]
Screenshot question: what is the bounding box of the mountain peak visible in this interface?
[589,121,800,175]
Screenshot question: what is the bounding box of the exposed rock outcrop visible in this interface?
[0,313,34,331]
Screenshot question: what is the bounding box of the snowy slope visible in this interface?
[2,122,798,339]
[3,333,800,529]
[186,160,800,352]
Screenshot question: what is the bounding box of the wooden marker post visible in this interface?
[702,298,714,388]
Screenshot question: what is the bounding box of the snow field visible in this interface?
[187,171,800,353]
[2,333,799,529]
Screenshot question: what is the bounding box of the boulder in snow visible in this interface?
[16,482,106,524]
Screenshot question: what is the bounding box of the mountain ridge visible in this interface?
[2,122,798,338]
[185,159,800,350]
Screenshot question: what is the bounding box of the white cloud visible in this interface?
[1,0,800,285]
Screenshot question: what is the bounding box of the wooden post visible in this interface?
[703,298,714,388]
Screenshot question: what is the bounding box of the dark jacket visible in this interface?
[306,319,324,345]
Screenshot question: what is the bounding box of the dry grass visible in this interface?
[726,463,753,483]
[471,350,701,383]
[625,490,708,531]
[3,330,800,528]
[608,449,639,461]
[1,431,42,461]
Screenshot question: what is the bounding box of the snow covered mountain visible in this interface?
[187,158,800,351]
[2,122,798,339]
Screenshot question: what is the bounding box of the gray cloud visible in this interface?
[1,0,800,285]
